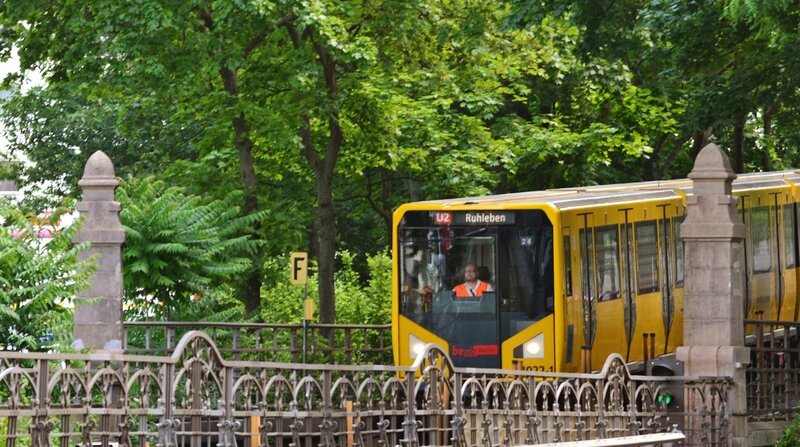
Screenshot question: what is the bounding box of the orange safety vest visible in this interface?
[453,280,490,298]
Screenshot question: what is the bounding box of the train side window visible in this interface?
[595,225,620,301]
[673,217,684,287]
[564,235,572,296]
[751,207,772,273]
[783,204,795,269]
[635,221,660,294]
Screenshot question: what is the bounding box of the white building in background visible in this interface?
[0,50,40,203]
[0,177,16,199]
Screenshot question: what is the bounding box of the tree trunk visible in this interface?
[308,218,320,262]
[364,168,394,252]
[732,116,745,173]
[316,169,337,324]
[295,40,343,324]
[234,112,263,315]
[691,128,715,162]
[221,65,263,315]
[658,133,692,179]
[763,103,780,171]
[691,130,706,161]
[408,178,422,201]
[301,116,339,324]
[643,134,668,181]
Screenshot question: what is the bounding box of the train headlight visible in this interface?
[520,333,545,359]
[409,334,426,359]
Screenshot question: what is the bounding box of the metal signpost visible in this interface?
[290,252,311,363]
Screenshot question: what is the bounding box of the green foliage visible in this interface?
[118,176,264,321]
[723,0,795,25]
[776,414,800,447]
[0,203,93,351]
[5,0,800,329]
[261,251,391,325]
[334,251,392,325]
[258,250,391,364]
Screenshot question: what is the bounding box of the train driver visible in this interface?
[452,263,493,298]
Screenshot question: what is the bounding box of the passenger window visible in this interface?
[636,221,660,294]
[620,223,634,296]
[784,204,795,269]
[751,207,772,273]
[595,225,620,301]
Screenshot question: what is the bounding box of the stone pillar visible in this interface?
[676,143,749,446]
[73,151,126,352]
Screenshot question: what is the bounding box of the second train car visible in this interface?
[392,170,800,372]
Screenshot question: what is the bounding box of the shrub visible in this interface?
[0,203,93,351]
[776,414,800,447]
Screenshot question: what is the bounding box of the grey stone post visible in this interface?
[676,143,749,446]
[73,151,126,351]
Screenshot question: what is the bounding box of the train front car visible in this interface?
[392,206,561,372]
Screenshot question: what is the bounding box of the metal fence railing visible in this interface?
[123,321,393,365]
[0,330,730,447]
[744,318,800,422]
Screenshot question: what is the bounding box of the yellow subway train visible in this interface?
[392,170,800,372]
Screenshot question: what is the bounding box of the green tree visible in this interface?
[0,204,93,351]
[260,250,391,325]
[0,0,532,323]
[118,176,263,320]
[8,0,800,328]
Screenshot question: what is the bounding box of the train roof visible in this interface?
[405,170,800,211]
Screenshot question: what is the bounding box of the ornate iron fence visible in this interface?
[744,318,800,422]
[0,331,730,447]
[123,321,393,364]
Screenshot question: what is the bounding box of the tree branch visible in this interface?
[198,8,215,31]
[243,13,297,57]
[659,132,692,178]
[300,114,321,172]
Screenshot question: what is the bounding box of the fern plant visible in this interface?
[0,203,94,351]
[118,176,265,321]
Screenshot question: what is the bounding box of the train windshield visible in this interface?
[398,209,554,367]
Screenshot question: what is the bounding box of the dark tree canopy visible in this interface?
[2,0,800,321]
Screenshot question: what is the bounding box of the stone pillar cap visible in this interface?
[688,143,736,181]
[78,151,119,188]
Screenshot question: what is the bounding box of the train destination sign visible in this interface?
[455,211,515,225]
[431,211,516,225]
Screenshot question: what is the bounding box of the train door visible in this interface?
[632,216,661,362]
[586,212,627,367]
[668,210,686,353]
[657,204,680,355]
[618,209,636,362]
